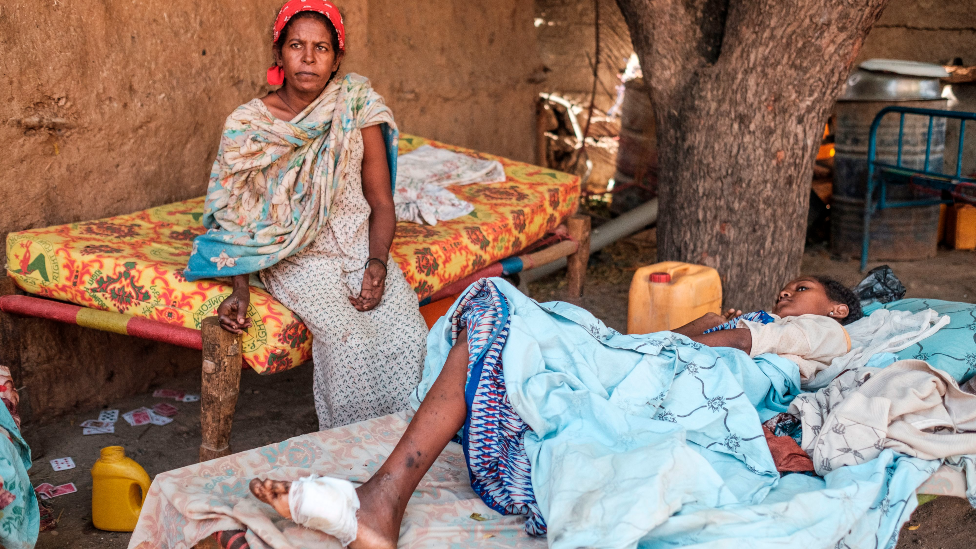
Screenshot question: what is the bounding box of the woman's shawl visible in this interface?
[184,73,398,281]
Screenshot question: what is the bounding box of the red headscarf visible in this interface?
[267,0,346,86]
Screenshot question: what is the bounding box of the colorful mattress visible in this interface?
[4,135,580,374]
[128,410,965,549]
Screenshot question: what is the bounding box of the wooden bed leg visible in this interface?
[0,278,23,391]
[199,317,242,463]
[565,214,592,303]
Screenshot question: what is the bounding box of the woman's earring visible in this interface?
[829,312,834,316]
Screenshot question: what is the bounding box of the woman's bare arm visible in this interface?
[352,124,396,311]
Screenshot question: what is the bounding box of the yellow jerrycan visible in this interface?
[91,446,151,532]
[627,261,722,334]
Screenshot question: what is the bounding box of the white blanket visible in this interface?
[394,145,506,225]
[804,308,949,390]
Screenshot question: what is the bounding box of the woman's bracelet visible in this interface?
[365,257,387,274]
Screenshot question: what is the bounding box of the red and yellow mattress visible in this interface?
[4,135,579,374]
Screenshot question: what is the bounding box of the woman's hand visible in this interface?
[349,261,386,312]
[217,275,252,334]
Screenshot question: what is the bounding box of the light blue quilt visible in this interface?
[413,279,969,549]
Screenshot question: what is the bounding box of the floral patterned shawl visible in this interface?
[185,73,398,281]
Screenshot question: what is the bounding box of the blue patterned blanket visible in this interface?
[413,279,960,549]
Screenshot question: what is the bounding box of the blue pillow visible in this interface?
[863,299,976,383]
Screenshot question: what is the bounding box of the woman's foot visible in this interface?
[249,475,401,549]
[249,478,292,519]
[348,474,402,549]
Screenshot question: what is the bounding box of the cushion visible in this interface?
[864,299,976,383]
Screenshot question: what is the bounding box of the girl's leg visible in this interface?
[251,329,470,549]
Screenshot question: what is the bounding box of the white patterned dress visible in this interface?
[261,129,428,429]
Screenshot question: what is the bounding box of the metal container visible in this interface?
[830,195,939,260]
[612,78,657,214]
[839,68,944,102]
[830,65,947,259]
[833,98,947,199]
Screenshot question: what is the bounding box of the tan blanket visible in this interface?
[791,359,976,475]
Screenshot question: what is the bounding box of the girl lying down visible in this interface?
[249,276,863,548]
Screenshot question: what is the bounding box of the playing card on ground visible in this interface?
[98,409,119,422]
[79,420,113,429]
[151,403,178,417]
[34,483,54,495]
[148,411,173,426]
[153,389,185,400]
[83,425,115,435]
[123,408,152,426]
[44,483,77,499]
[50,458,75,471]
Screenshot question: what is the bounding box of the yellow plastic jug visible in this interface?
[627,261,722,334]
[91,446,151,532]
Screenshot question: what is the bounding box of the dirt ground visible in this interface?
[27,231,976,548]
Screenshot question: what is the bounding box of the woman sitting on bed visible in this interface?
[184,0,427,430]
[248,275,863,548]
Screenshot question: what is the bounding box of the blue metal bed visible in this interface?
[861,106,976,271]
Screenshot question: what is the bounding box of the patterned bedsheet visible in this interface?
[128,411,545,549]
[126,410,966,549]
[4,135,580,374]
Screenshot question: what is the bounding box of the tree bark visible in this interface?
[615,0,888,310]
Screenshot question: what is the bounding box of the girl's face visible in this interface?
[276,17,343,95]
[773,277,847,320]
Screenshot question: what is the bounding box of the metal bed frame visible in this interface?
[861,106,976,271]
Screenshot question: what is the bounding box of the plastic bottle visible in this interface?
[91,446,151,532]
[627,261,723,334]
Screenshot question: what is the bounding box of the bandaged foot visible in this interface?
[250,476,360,546]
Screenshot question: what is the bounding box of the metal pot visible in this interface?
[839,69,943,102]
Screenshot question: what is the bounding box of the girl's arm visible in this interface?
[671,309,743,337]
[352,124,396,312]
[688,328,752,354]
[217,274,252,333]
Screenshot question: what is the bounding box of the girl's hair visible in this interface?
[812,276,863,325]
[274,11,342,82]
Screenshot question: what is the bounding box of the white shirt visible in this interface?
[739,313,851,381]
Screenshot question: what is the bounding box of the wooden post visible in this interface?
[536,98,550,168]
[199,317,242,462]
[0,277,23,391]
[565,214,592,303]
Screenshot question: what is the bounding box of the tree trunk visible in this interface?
[615,0,888,310]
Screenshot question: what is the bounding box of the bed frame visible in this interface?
[861,106,976,271]
[0,215,591,462]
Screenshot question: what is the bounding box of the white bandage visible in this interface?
[288,475,360,546]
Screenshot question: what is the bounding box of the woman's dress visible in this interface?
[261,130,428,429]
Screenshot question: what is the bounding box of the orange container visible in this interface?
[946,204,976,250]
[627,261,722,334]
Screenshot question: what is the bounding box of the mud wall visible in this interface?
[0,0,540,419]
[535,0,633,113]
[368,0,542,159]
[857,0,976,65]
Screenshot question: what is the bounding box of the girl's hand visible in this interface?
[349,261,386,312]
[217,289,252,334]
[724,308,743,320]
